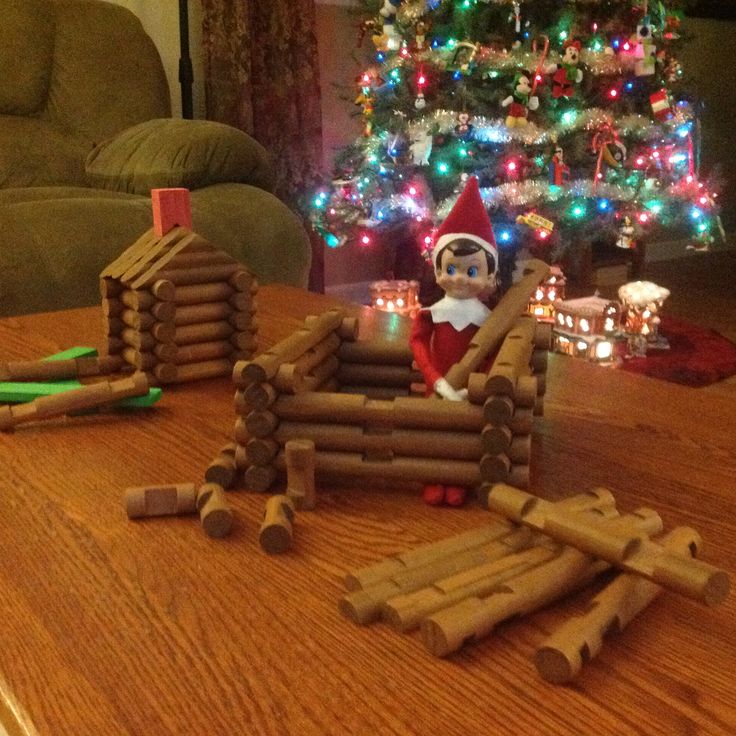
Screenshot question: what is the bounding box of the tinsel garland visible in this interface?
[405,106,691,147]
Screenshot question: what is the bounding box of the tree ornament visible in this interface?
[650,88,674,121]
[634,16,656,76]
[454,112,474,140]
[616,216,636,249]
[415,92,427,110]
[501,71,539,128]
[547,40,583,99]
[397,0,428,26]
[410,128,433,165]
[549,145,570,186]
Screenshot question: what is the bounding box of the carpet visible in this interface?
[618,315,736,387]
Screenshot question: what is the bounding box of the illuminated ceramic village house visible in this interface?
[528,267,566,322]
[369,279,420,317]
[553,295,622,362]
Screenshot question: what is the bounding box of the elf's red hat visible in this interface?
[432,176,497,264]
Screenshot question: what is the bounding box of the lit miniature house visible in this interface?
[618,281,670,344]
[528,266,566,323]
[553,295,621,362]
[369,279,420,318]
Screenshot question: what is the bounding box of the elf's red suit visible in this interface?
[410,296,491,391]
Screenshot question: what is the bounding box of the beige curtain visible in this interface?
[201,0,323,204]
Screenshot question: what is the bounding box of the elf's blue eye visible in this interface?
[467,266,478,277]
[447,264,456,275]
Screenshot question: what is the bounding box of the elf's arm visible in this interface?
[410,311,442,388]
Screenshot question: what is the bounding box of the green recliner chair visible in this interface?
[0,0,311,317]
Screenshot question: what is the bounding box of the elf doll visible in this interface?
[410,176,498,506]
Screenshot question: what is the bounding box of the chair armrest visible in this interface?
[85,118,275,194]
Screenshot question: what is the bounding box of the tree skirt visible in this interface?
[618,315,736,387]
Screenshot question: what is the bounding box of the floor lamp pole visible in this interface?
[178,0,194,119]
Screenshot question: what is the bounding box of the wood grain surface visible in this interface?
[0,285,734,736]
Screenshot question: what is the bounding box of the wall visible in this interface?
[680,17,736,229]
[105,0,206,119]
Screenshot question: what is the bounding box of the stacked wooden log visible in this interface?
[339,484,730,681]
[101,226,257,385]
[231,309,358,492]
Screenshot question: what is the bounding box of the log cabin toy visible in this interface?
[552,295,622,363]
[100,189,258,385]
[225,259,550,498]
[338,484,730,677]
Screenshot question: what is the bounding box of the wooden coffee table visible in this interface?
[0,284,733,735]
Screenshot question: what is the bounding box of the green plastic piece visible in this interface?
[43,346,98,362]
[116,388,163,408]
[1,347,161,409]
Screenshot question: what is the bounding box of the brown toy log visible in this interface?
[140,262,242,289]
[122,348,157,372]
[0,373,150,430]
[229,270,257,293]
[488,484,729,606]
[339,386,411,400]
[514,375,539,407]
[481,424,513,455]
[275,449,481,487]
[259,495,296,553]
[152,343,179,363]
[336,363,422,388]
[444,259,550,390]
[199,484,233,538]
[164,250,235,270]
[421,509,663,657]
[246,438,280,467]
[230,331,258,353]
[170,302,230,326]
[243,464,277,493]
[235,310,344,386]
[157,359,233,383]
[173,282,233,305]
[174,321,233,345]
[240,382,277,413]
[270,334,341,393]
[149,301,177,323]
[121,289,156,311]
[102,298,123,319]
[125,483,197,519]
[274,394,485,433]
[535,527,702,684]
[338,340,414,366]
[152,363,177,384]
[245,410,280,439]
[534,320,553,349]
[273,422,484,462]
[384,545,558,632]
[285,439,317,510]
[483,316,537,397]
[0,355,122,382]
[172,340,232,365]
[204,443,238,489]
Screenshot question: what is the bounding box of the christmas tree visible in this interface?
[308,0,723,292]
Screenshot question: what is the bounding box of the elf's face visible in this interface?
[436,247,495,300]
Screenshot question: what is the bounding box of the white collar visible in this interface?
[426,296,491,331]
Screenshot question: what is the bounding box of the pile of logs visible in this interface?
[340,483,730,683]
[100,226,258,385]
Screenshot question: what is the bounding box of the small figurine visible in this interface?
[354,91,375,137]
[549,146,570,186]
[413,19,430,54]
[510,2,523,49]
[634,15,656,77]
[616,216,636,249]
[410,128,433,165]
[376,0,402,51]
[547,40,583,99]
[454,111,474,140]
[501,71,539,128]
[410,176,498,507]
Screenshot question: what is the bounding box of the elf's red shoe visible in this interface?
[445,486,467,506]
[422,484,446,505]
